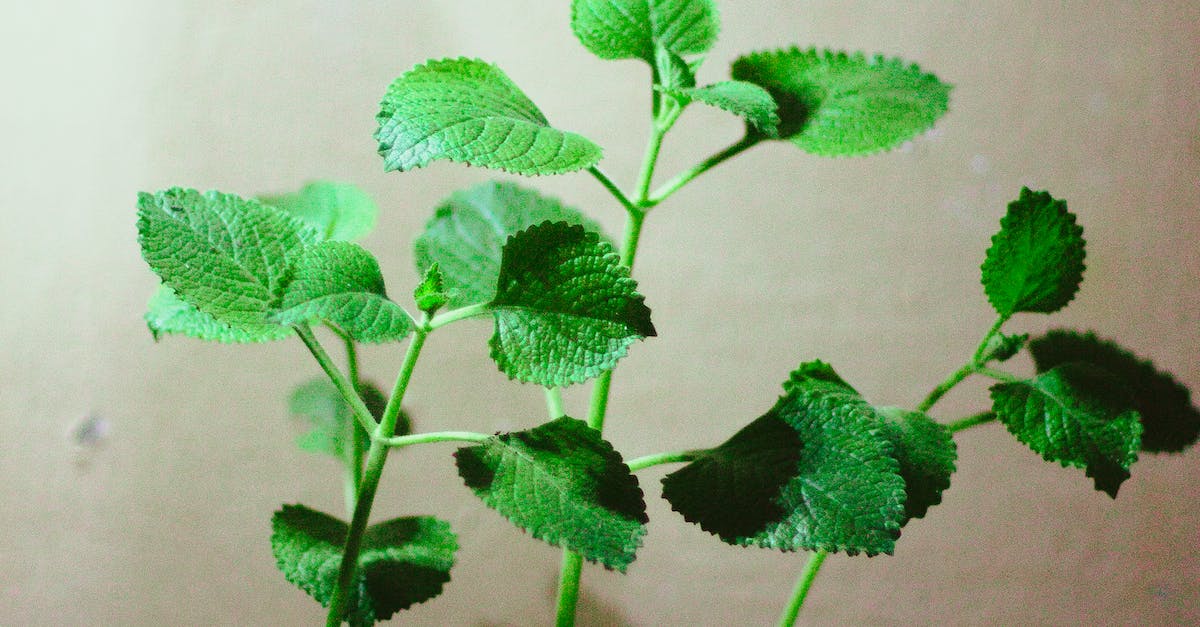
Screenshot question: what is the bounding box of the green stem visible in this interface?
[626,449,706,472]
[975,366,1022,384]
[588,167,638,214]
[778,550,828,627]
[295,325,378,434]
[545,388,565,418]
[972,315,1011,363]
[554,551,584,627]
[325,326,429,626]
[342,335,365,518]
[648,134,761,206]
[917,362,976,413]
[381,430,491,448]
[635,123,668,204]
[427,303,490,330]
[947,411,997,433]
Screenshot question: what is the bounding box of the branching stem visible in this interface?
[428,303,491,330]
[295,325,379,434]
[381,430,491,448]
[946,411,998,433]
[626,449,707,472]
[648,134,761,206]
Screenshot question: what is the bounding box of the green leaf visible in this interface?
[662,363,905,556]
[289,378,399,463]
[413,263,449,315]
[731,47,951,156]
[874,407,957,522]
[259,181,377,242]
[489,221,656,387]
[454,416,647,571]
[980,332,1029,363]
[571,0,720,63]
[271,505,456,624]
[375,58,603,176]
[273,241,413,343]
[655,45,696,91]
[414,181,607,309]
[990,363,1142,497]
[981,188,1086,316]
[145,285,292,343]
[667,81,780,135]
[1030,330,1200,453]
[137,188,319,332]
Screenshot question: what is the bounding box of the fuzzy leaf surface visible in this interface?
[571,0,719,62]
[489,221,655,387]
[981,188,1086,316]
[668,80,780,135]
[662,363,905,556]
[271,505,456,625]
[288,379,398,463]
[137,188,318,332]
[145,285,292,343]
[260,181,377,242]
[273,241,413,343]
[1030,330,1200,452]
[875,407,957,522]
[731,47,951,155]
[455,416,647,571]
[376,58,602,175]
[990,363,1142,497]
[414,181,606,309]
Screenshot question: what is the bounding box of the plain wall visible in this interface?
[2,1,1197,625]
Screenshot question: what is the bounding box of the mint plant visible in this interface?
[136,1,1200,625]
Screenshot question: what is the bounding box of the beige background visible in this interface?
[2,1,1198,625]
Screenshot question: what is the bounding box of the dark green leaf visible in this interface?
[731,47,951,155]
[874,407,957,522]
[414,181,607,309]
[1030,330,1200,453]
[273,241,413,343]
[137,188,319,333]
[990,363,1142,497]
[571,0,720,63]
[455,416,647,571]
[145,285,292,343]
[376,58,602,175]
[981,188,1086,316]
[662,363,905,556]
[489,222,656,387]
[271,505,456,624]
[981,332,1029,363]
[259,181,377,242]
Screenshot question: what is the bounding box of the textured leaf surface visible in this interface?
[981,188,1086,316]
[489,222,655,387]
[455,416,647,571]
[289,379,397,463]
[875,407,957,522]
[571,0,719,62]
[376,58,602,175]
[981,332,1030,363]
[413,263,449,315]
[274,241,413,343]
[137,188,319,332]
[414,181,606,308]
[662,363,905,556]
[731,48,951,155]
[260,181,377,242]
[669,80,780,135]
[145,285,291,343]
[990,363,1142,497]
[271,505,456,624]
[1030,330,1200,453]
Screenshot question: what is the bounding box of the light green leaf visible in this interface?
[990,362,1142,497]
[288,378,398,463]
[981,188,1086,316]
[655,45,696,90]
[455,416,647,571]
[489,221,656,387]
[980,332,1029,363]
[414,181,607,309]
[259,181,377,242]
[145,285,292,343]
[874,407,957,522]
[273,241,413,343]
[731,47,951,155]
[137,188,319,333]
[1030,330,1200,453]
[667,80,780,135]
[571,0,720,62]
[375,58,602,176]
[412,263,449,315]
[662,362,905,556]
[271,505,457,624]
